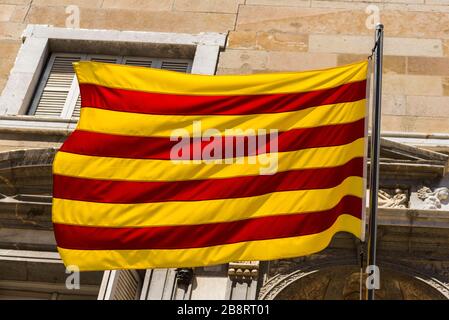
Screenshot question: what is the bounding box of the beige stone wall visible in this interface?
[1,0,449,133]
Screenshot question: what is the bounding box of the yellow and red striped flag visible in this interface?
[53,61,368,271]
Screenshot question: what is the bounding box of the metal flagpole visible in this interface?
[367,23,384,300]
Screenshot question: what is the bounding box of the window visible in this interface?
[0,25,225,130]
[28,53,193,119]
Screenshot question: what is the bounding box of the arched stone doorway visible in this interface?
[259,264,449,300]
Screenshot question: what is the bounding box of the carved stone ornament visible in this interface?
[175,268,194,286]
[378,188,408,208]
[228,261,259,281]
[417,186,449,210]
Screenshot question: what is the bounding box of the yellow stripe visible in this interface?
[53,138,364,181]
[74,61,368,96]
[78,100,366,137]
[57,214,361,271]
[53,176,363,227]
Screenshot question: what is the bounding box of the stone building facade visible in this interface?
[0,0,449,299]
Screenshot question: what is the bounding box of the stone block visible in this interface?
[444,40,449,57]
[443,77,449,96]
[227,31,308,51]
[381,10,449,38]
[408,57,449,76]
[337,54,406,74]
[309,34,443,57]
[25,5,236,33]
[0,58,14,75]
[0,0,30,4]
[236,6,370,36]
[0,22,26,39]
[336,53,366,65]
[0,260,27,281]
[218,49,337,73]
[311,1,370,9]
[102,0,173,10]
[384,3,449,13]
[382,115,449,133]
[0,76,6,93]
[237,6,449,39]
[227,31,257,49]
[24,6,66,27]
[174,0,244,13]
[267,51,337,71]
[384,0,424,3]
[0,40,21,59]
[383,74,443,96]
[246,0,311,6]
[425,0,449,4]
[257,32,308,52]
[218,49,268,73]
[8,4,28,22]
[0,4,15,21]
[215,67,250,75]
[32,0,103,7]
[309,35,372,54]
[405,96,449,117]
[382,95,406,116]
[403,37,444,56]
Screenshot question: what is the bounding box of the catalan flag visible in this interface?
[52,61,368,271]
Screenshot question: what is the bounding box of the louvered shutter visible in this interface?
[89,56,120,64]
[98,270,142,300]
[72,95,82,119]
[123,57,153,68]
[29,54,83,117]
[30,54,192,119]
[71,55,120,119]
[161,59,192,73]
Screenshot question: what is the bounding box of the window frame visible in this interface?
[28,53,193,119]
[0,25,226,130]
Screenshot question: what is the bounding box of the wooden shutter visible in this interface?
[29,54,82,117]
[98,270,142,300]
[71,55,120,119]
[72,96,82,119]
[89,55,120,64]
[123,57,153,68]
[31,54,192,119]
[161,59,192,73]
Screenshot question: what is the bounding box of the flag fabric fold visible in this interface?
[53,61,368,271]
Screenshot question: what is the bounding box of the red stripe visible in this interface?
[54,195,362,250]
[79,80,367,115]
[53,157,363,203]
[60,118,365,160]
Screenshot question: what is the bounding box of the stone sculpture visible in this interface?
[417,186,449,210]
[378,188,408,208]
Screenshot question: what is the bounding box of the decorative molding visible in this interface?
[378,188,409,208]
[0,249,60,264]
[258,260,449,300]
[228,261,259,281]
[259,269,319,300]
[416,186,449,210]
[175,268,194,286]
